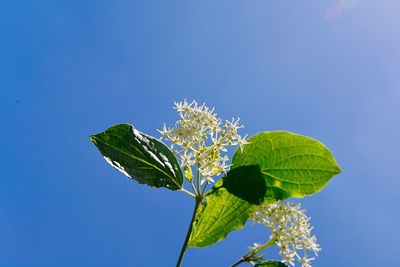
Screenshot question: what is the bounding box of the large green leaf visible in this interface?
[255,261,288,267]
[232,131,341,199]
[189,131,341,248]
[90,123,183,190]
[188,166,266,248]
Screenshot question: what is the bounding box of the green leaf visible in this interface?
[232,131,341,199]
[184,165,193,182]
[90,123,183,190]
[255,261,288,267]
[189,131,341,248]
[188,166,266,248]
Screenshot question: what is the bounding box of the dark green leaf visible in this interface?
[188,166,266,248]
[255,261,288,267]
[90,123,183,190]
[232,131,341,199]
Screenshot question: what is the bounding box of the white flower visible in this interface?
[252,201,320,267]
[159,100,248,185]
[297,255,315,267]
[237,134,250,152]
[282,252,296,266]
[158,123,171,138]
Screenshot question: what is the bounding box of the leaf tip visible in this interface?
[336,165,342,175]
[332,160,342,175]
[89,135,97,144]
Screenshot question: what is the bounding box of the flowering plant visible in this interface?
[90,100,341,267]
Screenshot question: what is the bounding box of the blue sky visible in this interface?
[1,0,399,266]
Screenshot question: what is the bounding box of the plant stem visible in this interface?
[196,163,201,194]
[230,258,247,267]
[200,182,209,197]
[189,180,198,195]
[181,188,196,198]
[253,238,276,255]
[176,197,201,267]
[229,238,276,267]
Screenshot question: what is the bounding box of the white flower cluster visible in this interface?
[158,100,248,184]
[252,201,321,267]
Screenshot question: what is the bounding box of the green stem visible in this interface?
[229,238,276,267]
[196,163,201,194]
[200,182,209,197]
[181,188,196,198]
[176,197,201,267]
[230,258,247,267]
[253,238,276,255]
[189,180,198,195]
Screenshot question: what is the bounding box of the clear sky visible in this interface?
[1,0,399,266]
